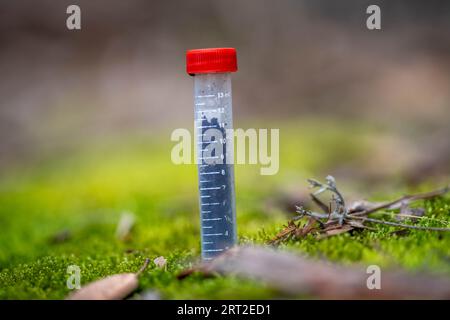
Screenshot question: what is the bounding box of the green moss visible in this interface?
[0,120,449,299]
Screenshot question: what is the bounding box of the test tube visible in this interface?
[186,48,238,260]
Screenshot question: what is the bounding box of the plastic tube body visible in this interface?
[193,73,237,260]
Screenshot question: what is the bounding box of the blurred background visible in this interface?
[1,0,449,176]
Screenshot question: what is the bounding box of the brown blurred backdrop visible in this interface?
[0,0,449,168]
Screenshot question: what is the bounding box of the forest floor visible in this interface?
[0,118,449,299]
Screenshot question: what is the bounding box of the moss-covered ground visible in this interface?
[0,119,449,299]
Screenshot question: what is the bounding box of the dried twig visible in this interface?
[137,258,151,275]
[351,186,449,217]
[269,177,450,244]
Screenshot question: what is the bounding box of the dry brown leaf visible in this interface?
[66,258,149,300]
[67,273,139,300]
[180,246,450,299]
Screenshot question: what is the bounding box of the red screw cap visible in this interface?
[186,48,238,75]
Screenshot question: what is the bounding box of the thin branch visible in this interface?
[369,211,450,226]
[272,178,450,245]
[352,186,449,217]
[136,258,151,276]
[350,216,450,232]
